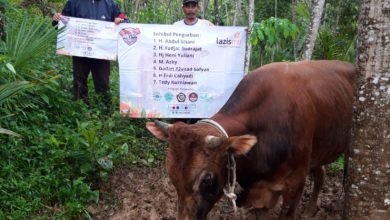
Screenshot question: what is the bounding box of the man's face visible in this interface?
[183,3,199,20]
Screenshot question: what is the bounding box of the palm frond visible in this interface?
[0,80,31,105]
[0,80,30,137]
[0,127,21,137]
[5,15,62,72]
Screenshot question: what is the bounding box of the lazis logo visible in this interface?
[119,28,141,46]
[216,38,232,45]
[216,31,242,47]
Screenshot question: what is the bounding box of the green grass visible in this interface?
[326,156,345,175]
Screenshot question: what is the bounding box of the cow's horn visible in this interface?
[154,120,171,132]
[205,135,223,148]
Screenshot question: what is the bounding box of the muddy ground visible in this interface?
[90,166,344,220]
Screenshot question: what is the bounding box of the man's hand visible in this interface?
[52,13,62,22]
[114,17,124,25]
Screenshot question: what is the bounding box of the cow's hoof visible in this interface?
[303,206,318,218]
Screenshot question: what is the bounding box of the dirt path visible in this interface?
[90,166,344,220]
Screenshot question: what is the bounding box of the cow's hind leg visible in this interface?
[305,166,325,217]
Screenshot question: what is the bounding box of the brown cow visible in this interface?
[146,60,356,219]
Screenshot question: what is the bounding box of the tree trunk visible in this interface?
[213,0,223,25]
[153,0,156,23]
[224,1,230,25]
[133,0,142,22]
[0,2,5,42]
[202,0,209,19]
[291,0,297,60]
[165,0,173,24]
[244,0,255,74]
[302,0,325,60]
[275,0,278,18]
[233,0,242,26]
[344,0,390,219]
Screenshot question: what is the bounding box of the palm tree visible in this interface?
[3,15,60,73]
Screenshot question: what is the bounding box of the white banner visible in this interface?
[118,24,246,118]
[56,16,118,60]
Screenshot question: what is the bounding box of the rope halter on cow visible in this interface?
[198,119,238,212]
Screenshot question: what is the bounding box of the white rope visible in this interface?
[198,119,229,138]
[223,152,238,212]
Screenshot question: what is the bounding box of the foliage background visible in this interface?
[0,0,358,218]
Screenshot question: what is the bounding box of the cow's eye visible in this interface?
[202,173,213,186]
[199,172,218,201]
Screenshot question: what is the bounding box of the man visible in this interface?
[52,0,128,106]
[174,0,214,26]
[173,0,213,124]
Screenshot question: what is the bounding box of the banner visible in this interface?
[118,24,247,118]
[56,16,118,60]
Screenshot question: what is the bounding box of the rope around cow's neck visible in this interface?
[197,119,228,137]
[197,119,238,213]
[223,151,238,213]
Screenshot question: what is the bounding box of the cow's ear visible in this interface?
[145,121,171,141]
[228,135,257,156]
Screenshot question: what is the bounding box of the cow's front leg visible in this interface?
[251,208,272,220]
[279,173,306,220]
[236,189,249,207]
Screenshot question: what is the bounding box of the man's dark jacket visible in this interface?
[55,0,124,24]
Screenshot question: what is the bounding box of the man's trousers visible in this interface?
[72,56,110,103]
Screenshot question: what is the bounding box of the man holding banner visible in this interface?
[52,0,128,106]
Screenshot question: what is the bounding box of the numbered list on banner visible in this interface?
[118,24,246,118]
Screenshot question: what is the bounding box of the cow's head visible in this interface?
[146,120,257,219]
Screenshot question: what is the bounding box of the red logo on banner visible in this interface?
[119,28,141,46]
[188,92,198,102]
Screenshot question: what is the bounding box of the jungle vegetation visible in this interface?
[0,0,358,218]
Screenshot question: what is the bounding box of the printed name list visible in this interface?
[151,31,210,87]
